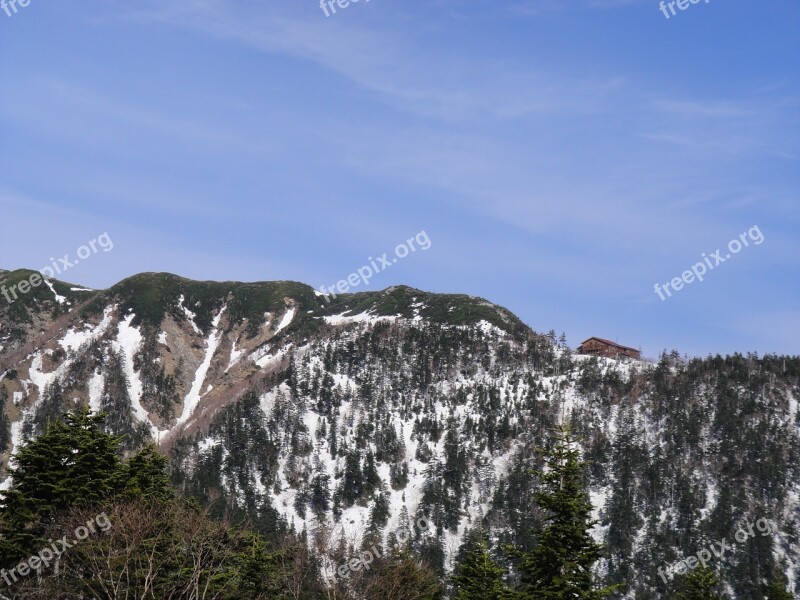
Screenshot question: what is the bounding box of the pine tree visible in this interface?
[676,566,722,600]
[0,409,122,564]
[122,444,173,501]
[517,426,617,599]
[765,571,793,600]
[234,532,294,599]
[452,536,511,600]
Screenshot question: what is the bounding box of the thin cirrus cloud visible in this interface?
[1,0,797,354]
[0,77,277,159]
[103,2,797,283]
[120,0,624,122]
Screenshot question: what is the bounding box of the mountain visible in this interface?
[1,270,798,598]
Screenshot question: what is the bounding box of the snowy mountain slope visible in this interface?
[0,270,798,598]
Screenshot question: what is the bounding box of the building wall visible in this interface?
[578,339,641,360]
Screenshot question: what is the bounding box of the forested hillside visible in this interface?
[0,271,797,598]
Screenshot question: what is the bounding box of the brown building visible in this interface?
[577,337,641,360]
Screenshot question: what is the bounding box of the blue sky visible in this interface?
[1,0,798,357]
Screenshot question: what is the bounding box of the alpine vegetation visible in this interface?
[0,232,113,304]
[0,512,111,589]
[657,517,777,584]
[323,516,432,587]
[0,272,797,598]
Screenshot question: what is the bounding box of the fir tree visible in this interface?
[676,566,722,600]
[452,536,511,600]
[122,444,173,501]
[234,532,295,599]
[765,571,793,600]
[0,409,123,564]
[516,426,618,599]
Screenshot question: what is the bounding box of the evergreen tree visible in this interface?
[676,566,722,600]
[309,472,331,518]
[234,532,296,599]
[516,427,617,599]
[339,449,364,507]
[452,536,511,600]
[765,571,793,600]
[0,387,9,453]
[0,409,122,564]
[122,444,173,501]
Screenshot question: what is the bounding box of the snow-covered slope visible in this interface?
[0,270,797,598]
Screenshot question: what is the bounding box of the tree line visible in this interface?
[0,410,793,599]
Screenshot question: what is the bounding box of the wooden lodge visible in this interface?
[577,337,641,360]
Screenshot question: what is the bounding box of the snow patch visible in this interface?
[226,338,244,372]
[198,436,222,453]
[276,307,296,333]
[323,311,397,326]
[44,279,66,304]
[254,346,290,369]
[88,371,105,413]
[178,294,202,334]
[59,305,114,353]
[173,305,227,431]
[111,314,157,436]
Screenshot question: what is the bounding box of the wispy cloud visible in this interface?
[119,0,623,122]
[653,99,755,119]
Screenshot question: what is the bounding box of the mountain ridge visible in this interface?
[0,270,798,598]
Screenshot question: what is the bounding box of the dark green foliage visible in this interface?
[369,489,391,530]
[0,269,81,330]
[604,406,645,587]
[390,460,409,489]
[516,427,617,599]
[232,532,302,599]
[451,535,511,600]
[675,566,722,600]
[0,386,9,454]
[101,350,151,451]
[320,284,528,338]
[0,409,321,599]
[0,409,122,564]
[337,449,365,507]
[25,379,66,438]
[136,325,181,423]
[171,391,287,536]
[122,444,173,501]
[310,472,331,518]
[102,272,319,337]
[765,570,793,600]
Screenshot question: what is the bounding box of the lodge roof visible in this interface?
[579,337,639,353]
